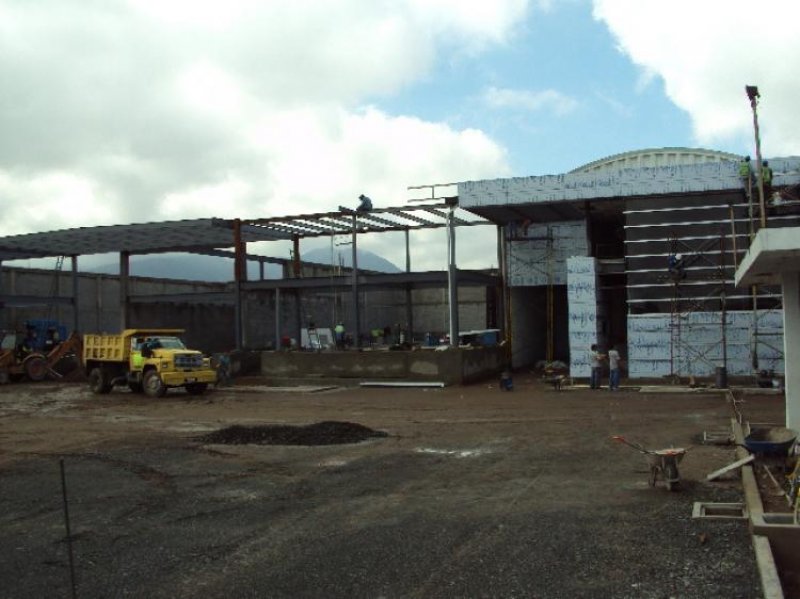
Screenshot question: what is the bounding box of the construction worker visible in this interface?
[761,160,773,199]
[334,322,345,349]
[668,253,686,280]
[357,194,373,212]
[738,156,752,185]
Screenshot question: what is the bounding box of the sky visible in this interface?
[1,0,799,273]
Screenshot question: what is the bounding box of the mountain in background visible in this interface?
[83,248,400,282]
[301,248,402,273]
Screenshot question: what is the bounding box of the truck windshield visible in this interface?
[151,336,186,350]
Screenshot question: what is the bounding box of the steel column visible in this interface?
[351,214,361,347]
[404,228,413,340]
[119,251,130,331]
[447,206,459,347]
[71,256,79,333]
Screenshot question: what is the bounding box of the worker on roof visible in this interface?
[357,194,373,212]
[738,156,752,185]
[761,160,773,198]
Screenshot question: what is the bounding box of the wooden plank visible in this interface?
[706,454,755,481]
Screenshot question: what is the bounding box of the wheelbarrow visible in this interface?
[612,436,689,491]
[742,427,797,457]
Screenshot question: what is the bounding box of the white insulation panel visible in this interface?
[507,221,588,287]
[567,256,599,378]
[627,310,784,378]
[459,157,800,207]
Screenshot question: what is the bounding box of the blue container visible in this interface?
[500,371,513,391]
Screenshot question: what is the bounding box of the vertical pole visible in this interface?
[720,229,728,383]
[294,291,302,348]
[351,214,360,347]
[233,219,243,350]
[59,459,78,599]
[292,235,301,278]
[496,226,504,337]
[119,251,130,331]
[748,89,767,229]
[95,274,102,332]
[0,259,4,330]
[447,206,459,347]
[274,288,280,349]
[71,256,79,333]
[404,229,413,342]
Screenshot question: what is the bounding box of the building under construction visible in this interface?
[458,147,800,379]
[2,147,800,383]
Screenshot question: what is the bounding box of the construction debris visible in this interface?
[706,454,755,481]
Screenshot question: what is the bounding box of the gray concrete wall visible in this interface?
[3,266,494,355]
[1,266,232,352]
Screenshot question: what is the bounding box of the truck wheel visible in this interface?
[143,370,167,398]
[185,383,208,396]
[89,367,112,394]
[24,355,48,382]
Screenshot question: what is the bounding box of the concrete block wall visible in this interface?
[2,266,234,352]
[3,266,494,354]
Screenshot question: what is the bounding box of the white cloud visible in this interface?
[483,86,579,116]
[0,0,527,270]
[592,0,800,155]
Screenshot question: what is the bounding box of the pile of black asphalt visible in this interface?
[196,421,388,446]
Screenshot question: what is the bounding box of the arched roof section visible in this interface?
[570,147,743,174]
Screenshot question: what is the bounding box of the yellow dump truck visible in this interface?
[83,329,216,397]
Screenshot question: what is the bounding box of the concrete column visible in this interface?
[781,271,800,429]
[71,256,79,333]
[119,251,130,331]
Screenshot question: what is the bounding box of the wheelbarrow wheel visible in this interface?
[664,461,680,491]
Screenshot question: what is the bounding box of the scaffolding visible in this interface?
[624,195,783,378]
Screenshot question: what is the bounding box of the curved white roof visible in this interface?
[571,147,743,174]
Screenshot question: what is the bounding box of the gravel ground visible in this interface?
[0,379,777,598]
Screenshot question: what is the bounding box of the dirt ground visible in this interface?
[0,376,787,598]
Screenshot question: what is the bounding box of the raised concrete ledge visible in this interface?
[260,347,506,387]
[732,417,796,599]
[736,227,800,287]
